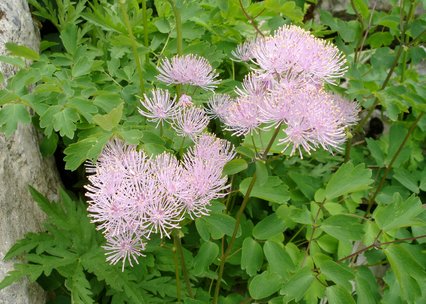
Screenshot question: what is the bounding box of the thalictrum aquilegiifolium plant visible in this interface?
[1,0,426,303]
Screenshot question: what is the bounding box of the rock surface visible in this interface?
[0,1,61,303]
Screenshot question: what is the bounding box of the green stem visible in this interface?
[353,0,415,135]
[167,0,183,98]
[354,1,376,64]
[400,1,416,82]
[400,48,407,82]
[173,235,182,303]
[231,61,235,80]
[142,0,149,48]
[212,126,281,303]
[261,124,282,159]
[338,234,426,263]
[287,224,306,243]
[350,0,365,63]
[167,0,183,55]
[366,112,424,213]
[176,84,182,99]
[178,136,186,156]
[213,174,257,304]
[174,231,194,298]
[141,0,149,64]
[343,132,352,163]
[119,0,145,94]
[238,0,264,37]
[160,123,164,138]
[302,201,324,267]
[224,175,235,213]
[251,136,259,157]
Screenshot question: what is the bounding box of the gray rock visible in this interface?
[0,1,61,303]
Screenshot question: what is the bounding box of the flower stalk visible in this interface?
[174,231,194,298]
[119,0,145,94]
[212,125,282,303]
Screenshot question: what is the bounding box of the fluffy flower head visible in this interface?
[252,25,347,84]
[231,39,258,62]
[139,89,177,126]
[206,94,234,120]
[157,54,220,90]
[172,107,210,139]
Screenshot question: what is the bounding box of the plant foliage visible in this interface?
[1,0,426,303]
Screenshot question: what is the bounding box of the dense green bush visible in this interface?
[1,0,425,303]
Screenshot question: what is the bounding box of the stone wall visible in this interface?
[0,1,61,303]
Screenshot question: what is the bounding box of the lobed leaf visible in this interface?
[324,162,373,200]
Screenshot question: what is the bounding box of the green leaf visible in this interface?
[236,145,255,159]
[263,241,295,280]
[0,89,20,106]
[93,103,123,131]
[5,42,39,60]
[288,172,321,200]
[324,162,373,200]
[0,104,31,137]
[117,128,143,144]
[280,267,314,302]
[93,92,122,112]
[53,107,79,139]
[81,248,147,303]
[280,1,304,22]
[67,97,98,122]
[0,264,44,289]
[193,241,219,276]
[72,56,93,77]
[321,215,364,241]
[355,267,380,304]
[384,244,425,302]
[39,105,60,136]
[277,205,312,225]
[60,23,78,55]
[142,143,166,156]
[366,138,385,166]
[243,127,285,154]
[374,194,424,232]
[39,133,59,156]
[40,40,59,52]
[386,124,407,165]
[201,213,240,240]
[222,159,248,175]
[316,235,338,254]
[154,18,170,33]
[253,214,286,240]
[66,263,94,304]
[3,232,50,261]
[325,285,355,304]
[315,255,354,291]
[366,32,393,48]
[241,237,263,276]
[393,168,419,193]
[178,21,206,39]
[63,132,111,170]
[255,160,268,186]
[265,0,303,22]
[352,0,369,20]
[249,271,282,300]
[0,55,26,68]
[240,176,290,204]
[195,217,210,241]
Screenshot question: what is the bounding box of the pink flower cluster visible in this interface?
[157,54,220,91]
[86,26,357,269]
[207,25,359,157]
[139,89,209,139]
[86,135,234,270]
